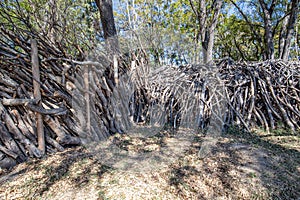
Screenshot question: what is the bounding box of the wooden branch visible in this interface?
[1,109,42,158]
[2,98,39,106]
[84,66,91,137]
[114,54,119,84]
[0,152,17,169]
[0,145,19,159]
[45,133,64,152]
[44,116,81,145]
[25,103,67,115]
[31,38,45,155]
[42,57,106,69]
[0,121,25,162]
[0,91,13,99]
[11,109,37,144]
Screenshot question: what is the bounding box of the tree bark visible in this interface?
[205,0,222,63]
[2,98,39,106]
[278,13,289,58]
[282,0,299,60]
[95,0,119,58]
[190,0,222,64]
[49,0,57,43]
[0,121,26,162]
[0,102,42,158]
[259,0,276,60]
[31,39,45,155]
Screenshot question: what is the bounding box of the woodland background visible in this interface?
[0,0,299,165]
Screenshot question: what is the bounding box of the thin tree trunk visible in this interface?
[264,17,275,59]
[259,0,276,60]
[205,0,222,63]
[279,14,289,58]
[192,0,222,64]
[49,0,57,43]
[282,0,299,60]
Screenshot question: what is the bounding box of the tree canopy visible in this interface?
[0,0,299,63]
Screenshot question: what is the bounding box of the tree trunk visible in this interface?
[259,0,276,60]
[49,0,57,43]
[264,17,275,59]
[193,0,222,64]
[206,0,222,63]
[282,0,299,60]
[278,13,289,58]
[95,0,119,58]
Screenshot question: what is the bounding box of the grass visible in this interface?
[0,127,299,200]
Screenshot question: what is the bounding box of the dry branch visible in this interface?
[0,12,299,170]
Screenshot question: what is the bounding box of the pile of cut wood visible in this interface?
[219,59,300,132]
[0,25,128,168]
[0,25,299,169]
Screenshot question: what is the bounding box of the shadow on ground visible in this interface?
[0,129,299,200]
[0,147,112,199]
[167,128,299,199]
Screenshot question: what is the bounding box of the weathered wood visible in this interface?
[0,14,300,169]
[25,103,67,115]
[44,116,81,145]
[45,134,64,152]
[31,38,45,155]
[0,145,19,159]
[0,109,27,162]
[0,91,13,99]
[114,54,119,84]
[0,85,15,94]
[2,110,42,158]
[2,98,39,106]
[84,66,91,137]
[10,109,37,145]
[0,151,17,169]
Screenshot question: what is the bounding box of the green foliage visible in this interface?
[0,0,101,57]
[216,0,300,60]
[114,0,199,65]
[216,14,264,60]
[1,0,299,62]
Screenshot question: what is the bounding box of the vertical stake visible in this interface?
[31,38,45,155]
[114,55,119,85]
[84,66,91,137]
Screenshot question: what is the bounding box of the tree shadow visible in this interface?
[0,147,113,198]
[35,148,112,195]
[225,129,300,199]
[167,129,299,199]
[168,144,242,199]
[0,168,27,185]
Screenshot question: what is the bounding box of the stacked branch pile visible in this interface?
[0,25,131,168]
[0,25,299,169]
[219,59,300,132]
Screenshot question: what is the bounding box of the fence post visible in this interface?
[31,38,45,155]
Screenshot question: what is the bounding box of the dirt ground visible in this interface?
[0,128,299,200]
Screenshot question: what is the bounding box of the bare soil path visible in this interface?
[0,129,299,200]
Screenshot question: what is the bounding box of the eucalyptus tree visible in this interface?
[216,14,264,61]
[114,0,224,64]
[229,0,299,60]
[95,0,119,57]
[188,0,223,63]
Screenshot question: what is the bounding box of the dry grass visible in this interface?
[0,128,299,200]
